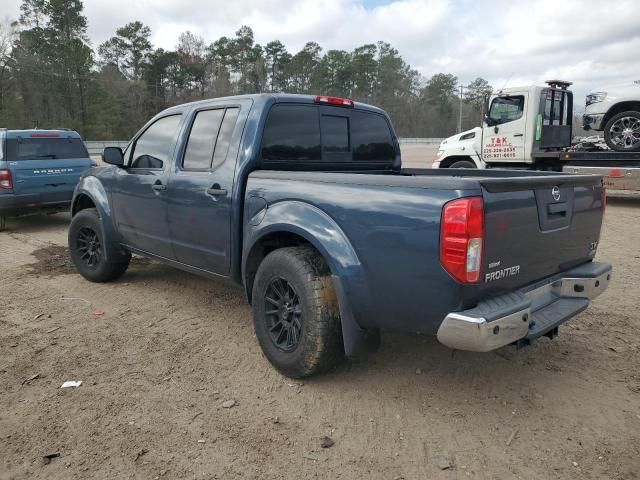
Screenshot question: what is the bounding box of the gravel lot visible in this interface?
[0,167,639,479]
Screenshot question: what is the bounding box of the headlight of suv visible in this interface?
[586,92,607,106]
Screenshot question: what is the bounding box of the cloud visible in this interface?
[1,0,639,105]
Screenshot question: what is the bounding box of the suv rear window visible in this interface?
[5,137,88,161]
[261,104,395,165]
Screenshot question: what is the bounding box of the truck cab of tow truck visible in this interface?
[433,80,573,169]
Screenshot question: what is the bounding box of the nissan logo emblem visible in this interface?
[552,186,561,201]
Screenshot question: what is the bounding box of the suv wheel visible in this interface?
[68,208,130,282]
[251,246,344,378]
[604,111,640,152]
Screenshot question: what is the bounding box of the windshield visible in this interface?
[5,137,88,160]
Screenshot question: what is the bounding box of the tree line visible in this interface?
[0,0,494,140]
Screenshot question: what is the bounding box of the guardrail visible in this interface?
[398,138,444,144]
[85,140,128,157]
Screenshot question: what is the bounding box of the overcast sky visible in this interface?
[2,0,639,109]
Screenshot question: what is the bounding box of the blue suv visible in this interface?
[0,129,94,230]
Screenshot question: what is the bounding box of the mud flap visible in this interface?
[331,275,380,357]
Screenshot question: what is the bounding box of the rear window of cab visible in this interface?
[5,137,88,161]
[261,104,395,165]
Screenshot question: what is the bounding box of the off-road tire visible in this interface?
[449,159,476,168]
[603,110,640,152]
[252,246,344,378]
[68,208,130,282]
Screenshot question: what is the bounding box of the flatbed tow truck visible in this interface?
[432,80,640,191]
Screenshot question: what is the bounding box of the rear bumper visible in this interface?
[436,261,612,352]
[0,192,72,216]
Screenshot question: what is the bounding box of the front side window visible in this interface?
[5,137,88,161]
[130,114,182,169]
[488,96,525,125]
[261,105,321,161]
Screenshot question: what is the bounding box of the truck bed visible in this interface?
[247,167,605,334]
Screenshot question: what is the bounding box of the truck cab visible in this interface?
[433,81,573,169]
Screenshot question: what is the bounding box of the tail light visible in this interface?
[0,169,13,190]
[440,196,484,283]
[314,96,354,108]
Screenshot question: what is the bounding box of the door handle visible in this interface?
[206,184,227,196]
[152,181,166,191]
[513,133,524,137]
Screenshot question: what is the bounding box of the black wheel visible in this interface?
[252,246,344,378]
[68,208,130,282]
[449,159,476,168]
[0,216,6,232]
[604,111,640,152]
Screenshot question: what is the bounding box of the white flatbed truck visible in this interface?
[432,80,640,191]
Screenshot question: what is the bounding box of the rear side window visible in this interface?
[5,137,88,160]
[212,108,240,168]
[261,104,395,164]
[351,111,395,162]
[261,105,321,161]
[183,109,225,170]
[130,114,182,169]
[182,107,240,170]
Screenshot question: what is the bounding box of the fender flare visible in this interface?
[243,200,380,356]
[71,176,127,262]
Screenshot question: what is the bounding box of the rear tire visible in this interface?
[449,160,477,168]
[68,208,130,282]
[603,111,640,152]
[252,246,344,378]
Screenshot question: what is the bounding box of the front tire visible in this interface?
[449,159,477,168]
[604,111,640,152]
[252,246,344,378]
[68,208,130,282]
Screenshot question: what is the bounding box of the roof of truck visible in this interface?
[162,93,387,116]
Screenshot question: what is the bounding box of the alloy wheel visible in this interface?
[263,278,302,351]
[609,116,640,149]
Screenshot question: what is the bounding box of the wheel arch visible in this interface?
[603,101,640,125]
[438,155,480,168]
[70,177,125,262]
[243,201,379,356]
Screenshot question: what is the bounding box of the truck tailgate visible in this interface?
[479,174,605,291]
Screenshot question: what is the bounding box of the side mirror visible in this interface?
[484,114,495,127]
[103,147,125,167]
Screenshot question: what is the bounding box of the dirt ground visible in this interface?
[1,194,639,480]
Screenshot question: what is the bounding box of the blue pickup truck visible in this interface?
[0,129,93,230]
[68,94,611,377]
